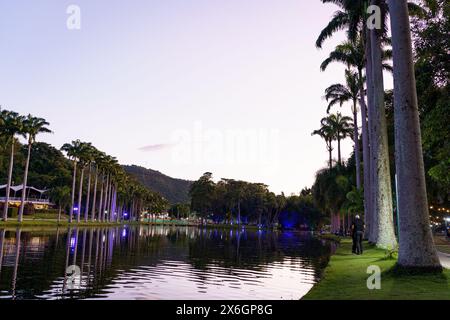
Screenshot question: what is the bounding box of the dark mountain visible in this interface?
[122,165,192,204]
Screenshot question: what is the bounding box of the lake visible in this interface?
[0,226,334,300]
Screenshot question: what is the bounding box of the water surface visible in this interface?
[0,226,334,300]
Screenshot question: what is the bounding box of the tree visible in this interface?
[312,118,335,170]
[81,144,97,222]
[49,186,71,223]
[320,38,373,235]
[317,0,401,248]
[18,115,52,222]
[189,172,215,225]
[90,150,105,221]
[327,112,354,166]
[0,110,25,221]
[388,0,441,269]
[325,69,363,188]
[61,140,84,223]
[366,0,398,249]
[74,142,92,223]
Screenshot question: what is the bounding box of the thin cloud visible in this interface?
[138,143,176,152]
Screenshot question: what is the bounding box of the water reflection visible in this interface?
[0,226,334,300]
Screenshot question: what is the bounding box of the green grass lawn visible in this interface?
[0,219,141,228]
[304,238,450,300]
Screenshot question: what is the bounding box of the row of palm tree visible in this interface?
[315,0,441,269]
[1,108,166,223]
[0,108,51,222]
[60,140,165,224]
[312,112,354,170]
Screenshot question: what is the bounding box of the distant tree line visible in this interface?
[188,172,325,230]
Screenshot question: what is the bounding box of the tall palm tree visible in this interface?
[320,37,373,237]
[82,145,97,223]
[324,70,362,188]
[327,113,354,166]
[91,150,106,221]
[388,0,441,269]
[317,0,401,248]
[320,36,393,241]
[18,115,52,222]
[61,140,83,223]
[76,142,92,223]
[312,118,335,170]
[0,110,25,221]
[364,0,398,249]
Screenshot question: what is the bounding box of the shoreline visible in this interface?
[0,219,283,231]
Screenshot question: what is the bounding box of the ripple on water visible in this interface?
[0,227,332,300]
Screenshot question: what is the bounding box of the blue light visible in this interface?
[122,229,127,238]
[70,237,76,249]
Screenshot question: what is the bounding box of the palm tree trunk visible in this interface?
[77,166,85,223]
[69,160,77,223]
[369,7,397,249]
[91,166,98,221]
[108,185,115,222]
[102,175,110,222]
[337,136,342,166]
[366,27,378,244]
[388,0,441,268]
[352,103,362,189]
[358,67,372,240]
[107,182,113,222]
[98,174,104,222]
[2,138,15,221]
[84,163,92,222]
[112,186,117,222]
[237,200,241,225]
[0,229,5,275]
[18,140,32,222]
[58,205,62,223]
[327,139,333,170]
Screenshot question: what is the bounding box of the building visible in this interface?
[0,184,51,210]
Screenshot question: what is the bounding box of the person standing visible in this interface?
[351,215,365,255]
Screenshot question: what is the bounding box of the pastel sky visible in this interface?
[0,0,392,195]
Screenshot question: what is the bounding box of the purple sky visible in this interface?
[0,0,392,194]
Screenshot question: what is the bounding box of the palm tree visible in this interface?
[312,118,335,170]
[320,36,393,241]
[317,0,400,248]
[61,140,83,223]
[18,115,52,222]
[320,37,373,236]
[388,0,441,269]
[82,145,97,223]
[327,113,354,166]
[324,70,362,188]
[366,0,397,249]
[91,150,106,221]
[0,110,25,221]
[76,142,92,223]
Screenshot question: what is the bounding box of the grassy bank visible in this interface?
[304,238,450,300]
[0,219,276,231]
[0,219,141,229]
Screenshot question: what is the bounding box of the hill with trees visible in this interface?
[123,165,192,204]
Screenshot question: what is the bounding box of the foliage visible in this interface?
[188,173,324,229]
[123,165,192,204]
